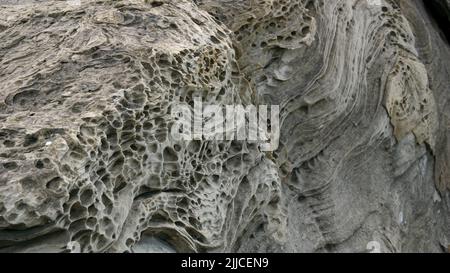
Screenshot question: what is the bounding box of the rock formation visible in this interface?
[0,0,449,253]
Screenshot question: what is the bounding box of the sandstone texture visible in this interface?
[0,0,449,253]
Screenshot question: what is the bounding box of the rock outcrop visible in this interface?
[0,0,449,253]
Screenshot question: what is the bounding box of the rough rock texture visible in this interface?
[0,0,449,253]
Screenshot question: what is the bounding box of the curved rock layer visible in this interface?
[0,0,449,253]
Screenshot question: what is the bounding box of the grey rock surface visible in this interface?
[0,0,449,253]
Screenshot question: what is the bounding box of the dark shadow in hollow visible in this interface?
[423,0,450,43]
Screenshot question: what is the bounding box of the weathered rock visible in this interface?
[198,0,450,252]
[0,0,284,253]
[0,0,449,253]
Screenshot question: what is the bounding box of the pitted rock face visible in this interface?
[197,0,450,252]
[0,0,284,253]
[0,0,449,253]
